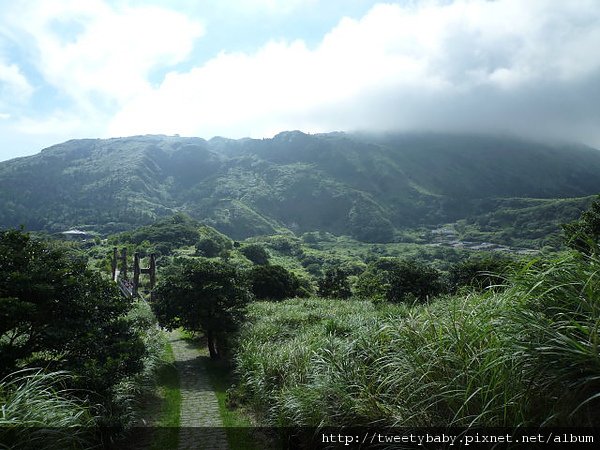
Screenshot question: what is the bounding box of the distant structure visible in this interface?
[111,247,156,298]
[60,229,90,240]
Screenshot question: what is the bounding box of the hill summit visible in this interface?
[1,132,599,241]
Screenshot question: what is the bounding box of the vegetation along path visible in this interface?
[167,330,229,450]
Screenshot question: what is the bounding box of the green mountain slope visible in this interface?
[1,132,599,241]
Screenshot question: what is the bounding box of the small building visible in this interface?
[60,229,90,241]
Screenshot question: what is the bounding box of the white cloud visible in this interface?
[0,61,33,102]
[217,0,318,15]
[107,0,600,144]
[2,0,600,156]
[5,0,203,113]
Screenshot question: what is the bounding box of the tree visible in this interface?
[195,237,226,257]
[239,243,270,265]
[153,259,251,359]
[356,258,441,303]
[562,195,600,254]
[248,265,301,301]
[348,198,395,243]
[0,229,145,393]
[447,256,512,293]
[317,268,352,299]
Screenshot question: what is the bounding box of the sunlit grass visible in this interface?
[233,253,600,428]
[149,338,180,450]
[0,369,96,449]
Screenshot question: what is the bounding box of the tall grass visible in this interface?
[508,252,600,425]
[107,299,168,429]
[233,252,600,428]
[0,369,96,449]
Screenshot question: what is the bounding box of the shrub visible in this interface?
[239,243,270,265]
[248,265,302,301]
[562,195,600,254]
[447,255,513,293]
[317,268,352,299]
[356,258,442,303]
[195,237,226,257]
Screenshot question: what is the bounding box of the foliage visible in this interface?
[447,255,514,292]
[108,300,170,429]
[234,248,600,428]
[0,229,145,401]
[3,133,599,242]
[239,243,270,265]
[247,265,302,301]
[317,268,352,299]
[562,195,600,254]
[0,369,96,449]
[507,252,600,425]
[355,257,442,303]
[112,214,201,255]
[195,237,226,258]
[153,258,252,359]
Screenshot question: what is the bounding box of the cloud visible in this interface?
[3,0,600,159]
[4,0,203,112]
[105,0,600,146]
[0,61,33,102]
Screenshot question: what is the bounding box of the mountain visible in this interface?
[1,131,599,241]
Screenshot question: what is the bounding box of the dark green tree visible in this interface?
[317,268,352,299]
[356,258,441,303]
[239,243,270,265]
[153,259,251,359]
[248,265,301,301]
[386,260,442,303]
[562,195,600,254]
[195,237,226,257]
[447,256,513,293]
[0,229,145,393]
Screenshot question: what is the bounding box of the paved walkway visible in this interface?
[168,330,229,450]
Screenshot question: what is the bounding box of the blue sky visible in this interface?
[1,0,599,161]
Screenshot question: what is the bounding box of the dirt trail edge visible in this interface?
[168,330,229,450]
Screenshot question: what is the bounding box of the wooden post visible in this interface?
[133,253,140,296]
[120,248,128,279]
[111,247,118,281]
[149,253,156,290]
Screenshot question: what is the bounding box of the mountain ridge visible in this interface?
[1,131,599,241]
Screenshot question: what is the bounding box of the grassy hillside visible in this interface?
[233,250,600,427]
[1,132,599,242]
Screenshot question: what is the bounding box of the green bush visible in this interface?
[447,255,513,293]
[355,258,442,303]
[563,194,600,254]
[0,229,145,399]
[195,237,226,257]
[247,265,302,301]
[239,243,270,265]
[317,268,352,299]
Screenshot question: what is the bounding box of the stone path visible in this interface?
[168,330,229,450]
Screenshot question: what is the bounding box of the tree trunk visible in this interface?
[206,330,219,360]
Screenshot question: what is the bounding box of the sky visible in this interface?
[0,0,599,161]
